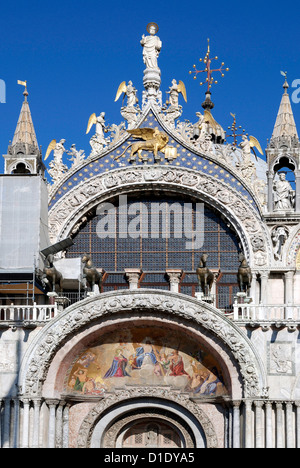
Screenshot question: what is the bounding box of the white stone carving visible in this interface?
[273,173,295,211]
[19,290,266,399]
[141,24,162,70]
[48,166,272,267]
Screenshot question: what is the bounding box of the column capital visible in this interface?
[124,269,142,289]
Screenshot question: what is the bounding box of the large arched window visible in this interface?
[66,195,241,310]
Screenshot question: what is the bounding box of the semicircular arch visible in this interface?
[48,166,272,269]
[19,289,267,400]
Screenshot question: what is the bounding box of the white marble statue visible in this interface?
[141,23,162,70]
[86,112,110,156]
[48,139,68,182]
[273,172,295,211]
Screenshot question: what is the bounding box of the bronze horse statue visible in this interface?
[82,254,102,293]
[196,254,214,296]
[237,253,252,295]
[42,254,64,294]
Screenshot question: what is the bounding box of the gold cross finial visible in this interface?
[189,39,229,93]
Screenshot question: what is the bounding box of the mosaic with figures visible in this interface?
[65,327,228,398]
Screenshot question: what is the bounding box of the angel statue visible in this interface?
[45,139,68,183]
[191,109,222,152]
[115,127,169,164]
[236,134,263,184]
[140,22,162,70]
[115,80,138,108]
[162,80,187,128]
[86,112,110,156]
[115,81,141,129]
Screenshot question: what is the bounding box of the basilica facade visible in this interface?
[0,24,300,449]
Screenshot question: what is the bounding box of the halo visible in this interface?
[146,22,159,34]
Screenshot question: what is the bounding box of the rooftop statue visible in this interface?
[45,139,68,183]
[115,81,141,129]
[141,22,162,70]
[86,112,110,156]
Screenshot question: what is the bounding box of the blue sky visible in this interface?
[0,0,300,177]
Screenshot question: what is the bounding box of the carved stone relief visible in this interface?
[19,290,266,399]
[48,166,272,268]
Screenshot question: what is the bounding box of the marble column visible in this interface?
[21,399,30,449]
[244,400,253,448]
[3,398,11,448]
[276,402,283,448]
[260,271,269,308]
[165,269,183,293]
[250,272,258,306]
[286,402,294,448]
[267,170,274,213]
[254,401,264,448]
[232,401,241,448]
[47,400,59,448]
[284,271,294,319]
[56,402,64,448]
[32,399,41,449]
[12,398,20,448]
[265,402,273,448]
[63,404,70,449]
[124,269,142,290]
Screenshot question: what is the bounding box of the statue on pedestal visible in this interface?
[237,253,252,296]
[115,81,141,129]
[273,172,295,211]
[196,254,214,297]
[140,22,162,70]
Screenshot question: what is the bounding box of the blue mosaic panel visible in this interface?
[49,110,258,211]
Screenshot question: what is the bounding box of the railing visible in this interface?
[0,303,58,322]
[233,303,300,322]
[1,300,300,325]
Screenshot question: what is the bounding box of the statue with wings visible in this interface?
[44,139,68,182]
[240,134,263,161]
[115,81,138,108]
[86,112,110,156]
[166,79,187,108]
[115,127,169,164]
[235,134,263,183]
[162,80,187,127]
[193,109,222,141]
[115,81,141,129]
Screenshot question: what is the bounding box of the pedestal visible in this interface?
[235,292,252,304]
[195,292,214,304]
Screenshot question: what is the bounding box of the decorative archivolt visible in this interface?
[78,393,216,449]
[19,290,267,399]
[48,165,272,268]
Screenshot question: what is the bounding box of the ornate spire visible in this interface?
[271,73,299,141]
[8,81,40,157]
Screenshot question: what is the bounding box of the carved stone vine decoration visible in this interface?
[48,166,271,267]
[20,290,265,400]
